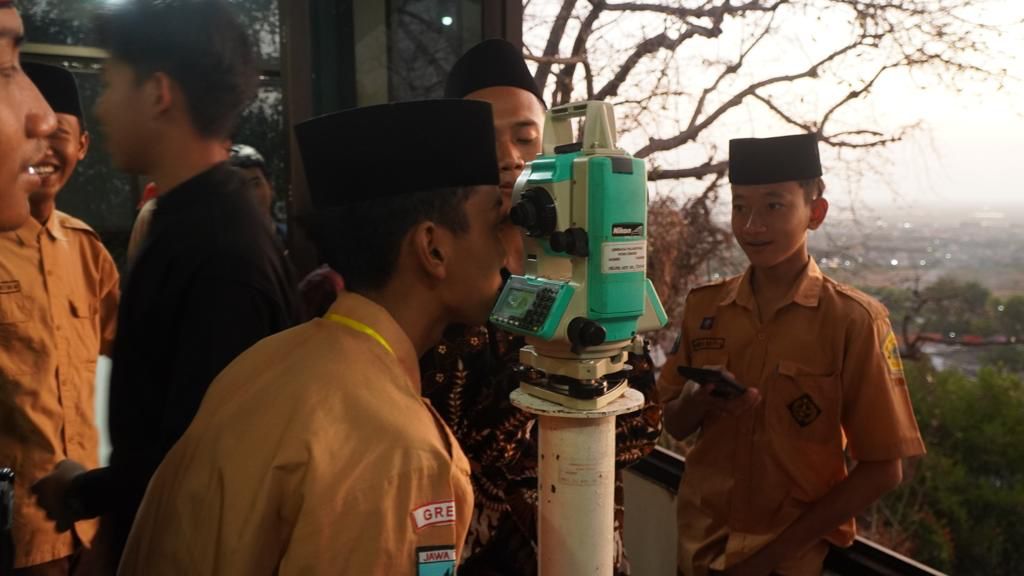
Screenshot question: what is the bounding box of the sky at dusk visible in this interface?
[524,1,1024,212]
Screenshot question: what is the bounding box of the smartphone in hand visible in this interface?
[676,366,747,400]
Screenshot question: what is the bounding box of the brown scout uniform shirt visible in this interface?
[118,292,473,575]
[0,210,119,567]
[658,259,925,576]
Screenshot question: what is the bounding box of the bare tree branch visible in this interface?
[553,0,605,104]
[595,29,705,101]
[818,62,899,130]
[751,93,816,132]
[648,161,728,182]
[582,57,596,100]
[533,0,579,92]
[524,53,588,65]
[688,12,777,131]
[602,0,788,19]
[823,127,914,148]
[636,37,872,157]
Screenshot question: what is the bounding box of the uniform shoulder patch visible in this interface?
[411,500,456,531]
[882,330,905,376]
[417,546,457,576]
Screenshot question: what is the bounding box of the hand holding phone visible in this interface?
[676,366,747,400]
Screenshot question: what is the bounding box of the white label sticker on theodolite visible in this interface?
[601,240,646,274]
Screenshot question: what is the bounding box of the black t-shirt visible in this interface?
[85,162,300,559]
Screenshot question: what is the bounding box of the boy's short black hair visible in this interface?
[799,178,826,201]
[96,0,258,139]
[310,186,474,293]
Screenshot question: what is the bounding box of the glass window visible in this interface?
[20,1,97,47]
[387,0,482,101]
[21,0,280,66]
[233,80,287,229]
[307,0,483,110]
[231,0,281,68]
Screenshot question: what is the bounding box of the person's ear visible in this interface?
[144,72,174,119]
[76,129,90,161]
[410,221,451,281]
[809,196,829,230]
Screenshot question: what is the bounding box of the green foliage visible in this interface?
[918,277,992,336]
[877,363,1024,575]
[869,276,1008,340]
[981,346,1024,372]
[995,295,1024,337]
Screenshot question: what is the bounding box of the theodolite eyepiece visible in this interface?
[510,187,558,237]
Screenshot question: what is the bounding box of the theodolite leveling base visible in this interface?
[519,378,629,410]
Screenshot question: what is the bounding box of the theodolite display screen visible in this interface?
[491,276,572,338]
[500,288,537,316]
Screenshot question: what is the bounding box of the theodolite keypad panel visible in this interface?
[520,289,553,331]
[494,286,558,333]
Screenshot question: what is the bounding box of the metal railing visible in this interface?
[625,447,946,576]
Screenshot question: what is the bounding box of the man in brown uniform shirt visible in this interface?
[1,62,119,575]
[0,1,55,231]
[119,99,508,575]
[658,134,926,576]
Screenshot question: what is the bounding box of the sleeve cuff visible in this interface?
[849,436,926,462]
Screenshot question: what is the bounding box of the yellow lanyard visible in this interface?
[325,313,395,357]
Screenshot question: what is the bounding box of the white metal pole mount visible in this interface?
[511,387,644,576]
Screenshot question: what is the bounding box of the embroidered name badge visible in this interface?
[416,546,457,576]
[700,316,715,330]
[692,337,726,351]
[411,500,456,531]
[788,394,822,427]
[0,281,20,294]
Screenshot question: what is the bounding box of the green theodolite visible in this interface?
[489,100,667,409]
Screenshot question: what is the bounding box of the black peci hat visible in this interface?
[294,99,500,209]
[445,38,545,106]
[22,61,85,130]
[729,134,822,185]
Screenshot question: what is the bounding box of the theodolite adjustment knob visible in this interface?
[568,317,607,350]
[549,227,589,257]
